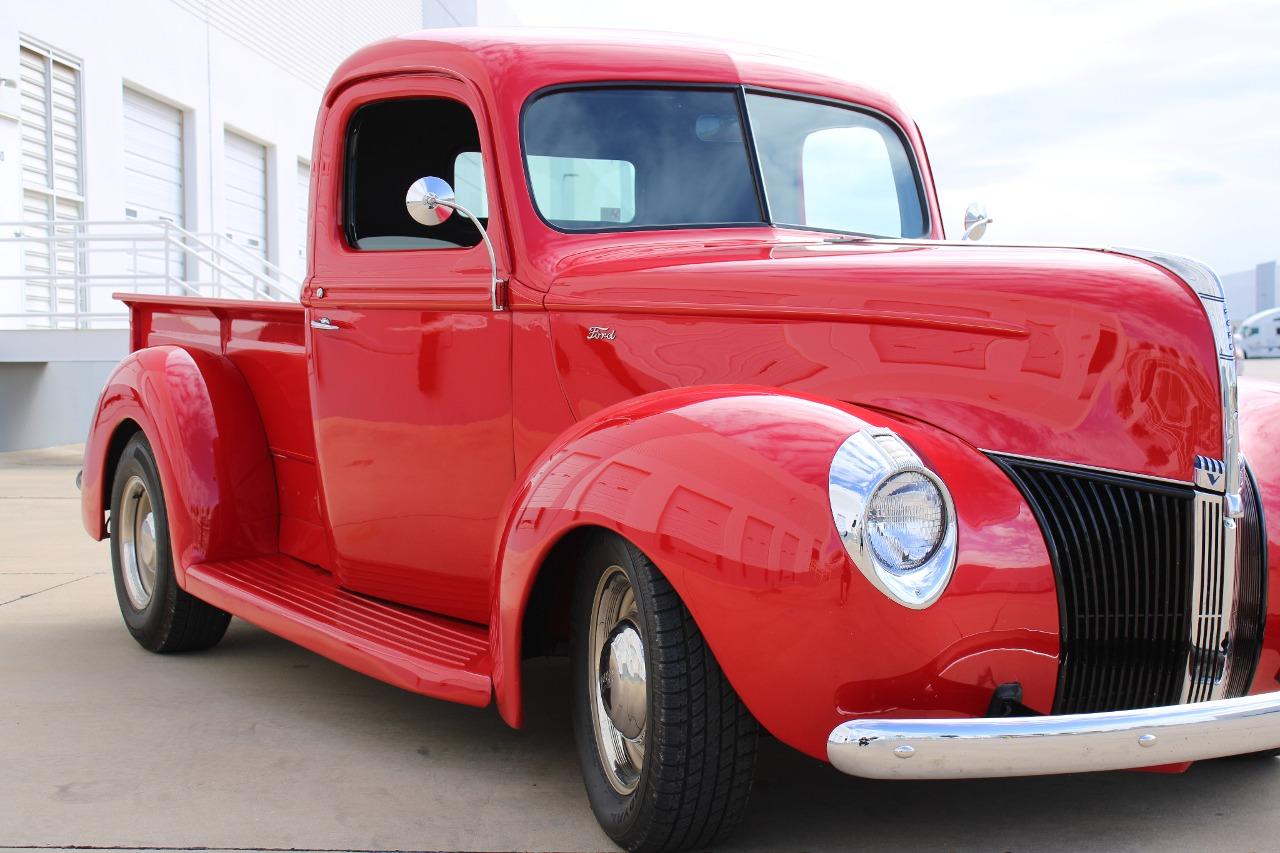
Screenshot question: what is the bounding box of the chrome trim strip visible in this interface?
[981,448,1193,487]
[819,236,1110,250]
[827,691,1280,780]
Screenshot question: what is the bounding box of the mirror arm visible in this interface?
[430,198,507,311]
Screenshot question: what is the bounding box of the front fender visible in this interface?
[1239,377,1280,695]
[491,386,1058,759]
[81,346,277,580]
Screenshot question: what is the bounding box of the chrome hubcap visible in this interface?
[589,566,647,795]
[601,621,647,739]
[119,476,158,609]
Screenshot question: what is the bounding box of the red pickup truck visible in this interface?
[80,29,1280,853]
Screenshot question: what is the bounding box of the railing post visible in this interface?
[212,234,221,299]
[164,222,172,296]
[132,232,140,297]
[74,220,82,330]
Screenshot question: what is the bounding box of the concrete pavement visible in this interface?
[5,359,1280,853]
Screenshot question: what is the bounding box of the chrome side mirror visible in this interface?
[404,176,506,311]
[962,202,992,241]
[405,176,456,226]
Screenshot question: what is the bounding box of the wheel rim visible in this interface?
[589,565,648,795]
[118,475,158,609]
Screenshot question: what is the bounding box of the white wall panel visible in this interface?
[168,0,422,89]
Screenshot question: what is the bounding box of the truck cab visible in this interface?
[79,30,1280,853]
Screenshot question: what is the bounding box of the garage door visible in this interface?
[223,130,268,269]
[123,89,184,226]
[123,89,184,288]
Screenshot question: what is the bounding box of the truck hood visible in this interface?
[543,236,1224,483]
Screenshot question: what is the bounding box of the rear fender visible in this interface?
[490,386,1058,759]
[81,346,278,581]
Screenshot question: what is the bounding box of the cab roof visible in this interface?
[325,27,912,123]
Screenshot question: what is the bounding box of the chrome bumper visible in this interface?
[828,692,1280,780]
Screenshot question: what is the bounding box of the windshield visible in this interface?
[521,86,927,238]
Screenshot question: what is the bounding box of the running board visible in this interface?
[184,555,491,707]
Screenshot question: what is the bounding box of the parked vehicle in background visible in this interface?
[1236,307,1280,358]
[78,30,1280,853]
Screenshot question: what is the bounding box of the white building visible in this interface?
[1222,261,1278,326]
[0,0,514,450]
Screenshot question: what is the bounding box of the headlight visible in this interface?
[866,471,946,571]
[828,429,957,608]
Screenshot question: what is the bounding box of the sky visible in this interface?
[499,0,1279,274]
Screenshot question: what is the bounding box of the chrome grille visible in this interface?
[993,455,1266,714]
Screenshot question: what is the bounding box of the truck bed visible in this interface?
[118,293,327,566]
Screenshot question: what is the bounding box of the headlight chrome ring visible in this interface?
[828,428,957,608]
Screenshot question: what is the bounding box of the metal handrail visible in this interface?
[1,219,302,328]
[192,231,302,292]
[0,220,302,297]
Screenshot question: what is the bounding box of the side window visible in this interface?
[745,93,925,238]
[345,98,487,251]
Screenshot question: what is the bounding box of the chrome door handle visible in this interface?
[311,317,339,331]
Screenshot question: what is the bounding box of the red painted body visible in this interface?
[79,30,1280,764]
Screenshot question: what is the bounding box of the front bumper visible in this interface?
[828,692,1280,779]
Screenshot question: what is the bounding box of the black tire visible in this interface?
[109,433,230,652]
[571,532,758,853]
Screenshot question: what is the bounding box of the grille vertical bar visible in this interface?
[993,457,1195,714]
[1184,496,1226,703]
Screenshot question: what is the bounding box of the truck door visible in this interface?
[302,78,513,624]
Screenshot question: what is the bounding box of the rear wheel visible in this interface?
[110,433,230,652]
[571,532,758,853]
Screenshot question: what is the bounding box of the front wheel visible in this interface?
[571,533,758,853]
[110,433,231,652]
